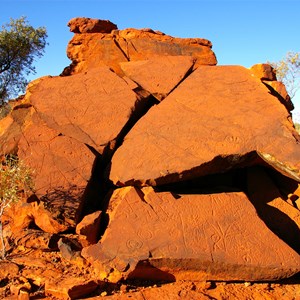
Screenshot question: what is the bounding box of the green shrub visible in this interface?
[295,123,300,133]
[0,155,34,259]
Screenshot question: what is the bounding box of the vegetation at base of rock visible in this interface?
[270,51,300,99]
[0,155,34,259]
[0,16,47,105]
[295,123,300,133]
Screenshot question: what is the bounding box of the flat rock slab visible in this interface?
[120,56,195,101]
[82,186,300,282]
[110,65,300,186]
[29,67,139,152]
[18,113,95,227]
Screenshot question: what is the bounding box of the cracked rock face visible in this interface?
[64,27,217,76]
[120,56,195,101]
[82,186,300,282]
[17,113,96,227]
[29,67,141,153]
[110,65,300,186]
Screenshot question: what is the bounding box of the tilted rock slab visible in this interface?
[18,113,95,229]
[120,56,195,101]
[29,67,141,153]
[110,65,300,186]
[82,186,300,282]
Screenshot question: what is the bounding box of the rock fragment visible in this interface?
[68,17,117,33]
[120,56,195,101]
[45,277,98,300]
[76,211,102,246]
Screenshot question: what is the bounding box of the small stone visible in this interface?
[101,291,107,297]
[244,282,251,287]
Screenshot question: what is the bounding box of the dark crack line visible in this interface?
[113,38,130,61]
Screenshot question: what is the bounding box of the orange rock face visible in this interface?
[17,113,96,226]
[82,186,300,282]
[64,26,217,76]
[68,17,117,34]
[29,68,141,153]
[120,56,195,101]
[110,65,300,186]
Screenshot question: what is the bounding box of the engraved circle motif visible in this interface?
[137,228,154,240]
[126,239,143,251]
[168,244,179,254]
[168,228,181,238]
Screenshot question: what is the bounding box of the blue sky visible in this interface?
[1,0,300,118]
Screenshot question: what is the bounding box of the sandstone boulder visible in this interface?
[68,17,117,33]
[120,56,195,101]
[263,80,294,111]
[110,65,300,186]
[76,211,102,246]
[18,113,96,227]
[82,186,300,282]
[250,63,276,81]
[29,67,142,153]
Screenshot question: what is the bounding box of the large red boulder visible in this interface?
[82,186,300,282]
[110,65,300,186]
[17,113,96,227]
[29,67,141,153]
[68,17,117,34]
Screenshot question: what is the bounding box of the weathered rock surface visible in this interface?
[0,104,33,155]
[65,24,217,76]
[110,65,300,186]
[82,186,300,282]
[76,211,102,246]
[29,67,141,153]
[250,63,294,112]
[247,166,300,253]
[263,80,294,111]
[250,63,276,81]
[45,277,98,300]
[120,56,195,101]
[68,17,117,33]
[17,113,95,227]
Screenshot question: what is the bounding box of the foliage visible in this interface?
[0,16,47,105]
[270,52,300,99]
[0,101,11,120]
[0,155,34,259]
[295,123,300,133]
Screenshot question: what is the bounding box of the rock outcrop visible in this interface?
[0,17,300,299]
[63,21,217,76]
